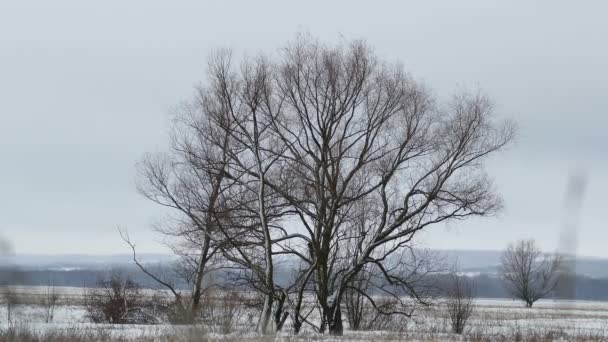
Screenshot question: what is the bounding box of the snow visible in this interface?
[3,287,608,340]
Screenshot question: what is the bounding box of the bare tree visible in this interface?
[128,49,297,332]
[445,271,475,334]
[224,35,514,335]
[43,279,59,323]
[500,239,562,308]
[135,34,515,336]
[199,52,294,333]
[124,79,244,322]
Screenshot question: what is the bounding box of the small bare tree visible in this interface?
[445,272,475,334]
[43,280,59,323]
[500,239,562,308]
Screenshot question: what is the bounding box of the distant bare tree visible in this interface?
[43,280,59,323]
[500,239,562,308]
[445,271,475,334]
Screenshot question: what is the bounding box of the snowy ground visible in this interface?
[2,287,608,340]
[418,298,608,337]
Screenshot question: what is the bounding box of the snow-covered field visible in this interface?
[2,287,608,341]
[417,299,608,338]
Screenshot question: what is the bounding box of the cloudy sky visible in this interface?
[1,0,606,256]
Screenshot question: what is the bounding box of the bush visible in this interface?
[84,272,157,324]
[200,290,252,334]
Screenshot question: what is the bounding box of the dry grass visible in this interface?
[4,289,608,341]
[1,326,606,342]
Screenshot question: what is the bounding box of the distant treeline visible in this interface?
[466,274,608,301]
[2,266,608,302]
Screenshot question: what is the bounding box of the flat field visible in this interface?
[1,286,607,341]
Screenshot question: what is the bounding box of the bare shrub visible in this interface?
[343,270,409,332]
[0,325,113,342]
[361,297,412,332]
[84,272,156,324]
[200,290,253,334]
[445,273,475,334]
[344,271,372,331]
[164,299,195,325]
[43,281,59,323]
[1,286,17,324]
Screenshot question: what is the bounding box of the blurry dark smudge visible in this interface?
[556,171,587,301]
[0,235,18,286]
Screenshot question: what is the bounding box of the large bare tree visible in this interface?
[243,36,514,335]
[134,34,515,335]
[500,239,562,308]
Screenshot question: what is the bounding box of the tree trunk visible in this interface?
[292,268,314,335]
[258,293,273,334]
[293,314,302,334]
[274,292,288,331]
[328,305,343,336]
[190,234,211,322]
[253,110,275,335]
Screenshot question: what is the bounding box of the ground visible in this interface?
[1,286,608,341]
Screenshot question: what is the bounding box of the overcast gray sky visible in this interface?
[1,0,606,256]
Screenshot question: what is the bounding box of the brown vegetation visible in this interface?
[84,273,157,324]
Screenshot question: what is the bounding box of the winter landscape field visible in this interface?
[4,1,607,341]
[2,286,608,341]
